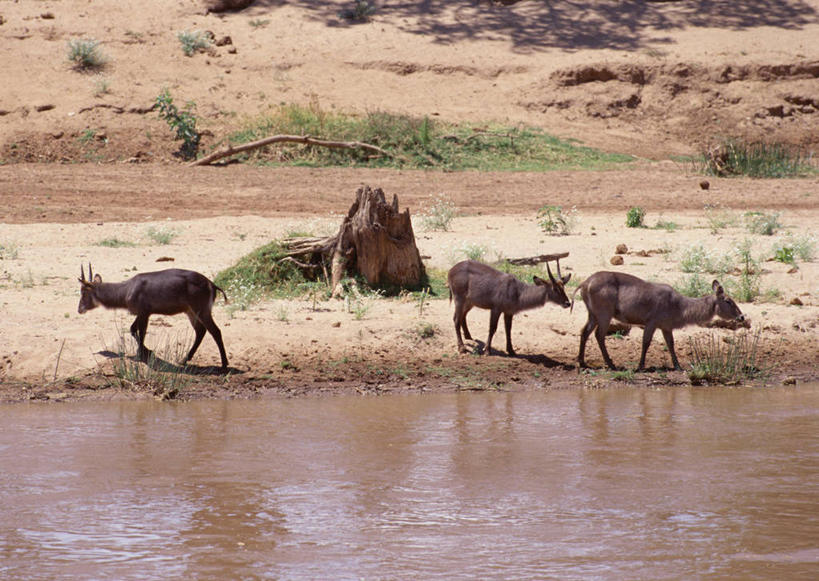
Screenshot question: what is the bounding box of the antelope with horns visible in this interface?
[447,259,571,356]
[573,271,747,371]
[78,264,229,369]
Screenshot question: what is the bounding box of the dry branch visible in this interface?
[189,134,394,166]
[506,252,570,266]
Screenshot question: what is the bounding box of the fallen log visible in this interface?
[506,252,570,266]
[189,134,394,166]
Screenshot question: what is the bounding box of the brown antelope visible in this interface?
[77,264,229,369]
[447,259,571,356]
[573,271,747,371]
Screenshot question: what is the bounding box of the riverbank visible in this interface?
[1,166,817,404]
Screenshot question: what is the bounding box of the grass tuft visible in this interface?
[698,139,814,178]
[687,328,767,385]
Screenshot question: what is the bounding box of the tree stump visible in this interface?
[276,186,425,296]
[330,186,425,295]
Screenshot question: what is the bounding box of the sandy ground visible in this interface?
[1,1,818,401]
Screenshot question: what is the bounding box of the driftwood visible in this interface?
[189,134,393,166]
[506,252,570,266]
[276,186,425,297]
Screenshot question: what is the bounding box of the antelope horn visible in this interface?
[88,262,93,281]
[79,264,86,283]
[546,260,556,283]
[555,258,563,280]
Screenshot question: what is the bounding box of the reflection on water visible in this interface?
[1,385,818,580]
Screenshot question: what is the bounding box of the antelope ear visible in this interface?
[712,280,723,295]
[93,274,103,284]
[533,276,546,286]
[562,273,572,284]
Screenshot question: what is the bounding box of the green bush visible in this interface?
[626,206,646,228]
[419,193,456,232]
[177,30,211,56]
[156,89,201,160]
[537,205,578,235]
[67,39,107,71]
[688,328,766,385]
[745,211,783,236]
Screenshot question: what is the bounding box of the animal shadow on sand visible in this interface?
[471,341,574,370]
[96,350,241,376]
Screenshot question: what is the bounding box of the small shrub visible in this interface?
[674,273,712,298]
[700,139,812,178]
[654,219,678,232]
[145,226,178,245]
[745,211,783,236]
[733,239,761,303]
[156,89,201,160]
[703,204,737,234]
[67,38,107,71]
[97,238,136,248]
[626,206,646,228]
[0,242,20,260]
[419,193,456,232]
[772,245,796,266]
[537,205,578,235]
[773,234,815,264]
[177,30,211,57]
[688,328,766,385]
[338,0,377,22]
[457,242,489,262]
[679,244,733,275]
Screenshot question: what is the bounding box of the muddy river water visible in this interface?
[1,384,817,580]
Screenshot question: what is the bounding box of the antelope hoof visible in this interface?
[458,345,470,354]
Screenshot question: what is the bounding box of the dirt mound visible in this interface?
[522,61,819,153]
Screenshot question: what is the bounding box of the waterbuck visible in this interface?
[77,264,229,369]
[573,271,747,371]
[447,259,572,356]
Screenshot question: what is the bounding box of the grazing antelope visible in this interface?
[77,264,229,369]
[573,271,747,371]
[447,259,571,356]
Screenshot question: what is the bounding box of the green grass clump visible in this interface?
[145,226,178,245]
[214,241,315,307]
[699,139,814,178]
[744,211,783,236]
[0,242,20,260]
[227,104,634,170]
[419,192,456,232]
[178,30,211,56]
[673,273,712,298]
[687,328,766,385]
[67,39,107,71]
[537,205,578,235]
[626,206,646,228]
[97,238,136,248]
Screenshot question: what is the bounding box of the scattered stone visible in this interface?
[610,255,624,266]
[782,376,797,385]
[331,321,341,328]
[615,243,628,254]
[41,12,55,19]
[156,256,175,262]
[700,180,710,190]
[35,104,55,112]
[215,35,232,47]
[790,296,803,306]
[787,267,799,274]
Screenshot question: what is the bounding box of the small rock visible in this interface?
[700,180,710,190]
[35,104,55,112]
[615,243,628,254]
[782,376,797,385]
[331,321,341,328]
[790,297,803,306]
[787,267,799,274]
[215,35,233,47]
[610,255,624,266]
[156,256,175,262]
